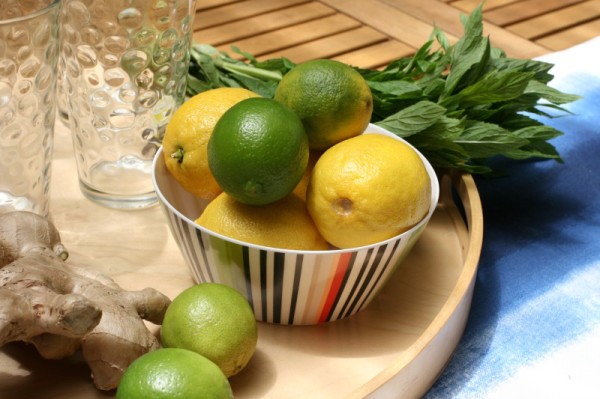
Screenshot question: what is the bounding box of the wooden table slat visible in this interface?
[449,0,521,12]
[215,13,364,59]
[484,0,586,27]
[194,2,336,46]
[331,40,416,69]
[195,0,241,12]
[257,25,389,63]
[506,0,600,40]
[194,0,309,31]
[319,0,457,49]
[536,17,600,50]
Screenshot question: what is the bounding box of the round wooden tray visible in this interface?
[0,123,483,398]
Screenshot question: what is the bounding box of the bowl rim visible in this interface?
[152,123,440,255]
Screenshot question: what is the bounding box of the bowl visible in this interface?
[152,124,439,325]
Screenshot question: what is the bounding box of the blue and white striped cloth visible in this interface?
[425,37,600,398]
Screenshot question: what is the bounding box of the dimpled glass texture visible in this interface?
[60,0,195,208]
[0,0,61,217]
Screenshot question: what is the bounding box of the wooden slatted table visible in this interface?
[194,0,600,69]
[194,0,600,68]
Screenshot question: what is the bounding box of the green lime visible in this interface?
[160,283,258,377]
[162,88,259,201]
[208,97,309,205]
[116,348,233,399]
[274,59,373,150]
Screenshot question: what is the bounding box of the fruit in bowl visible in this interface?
[306,132,432,249]
[152,122,439,325]
[161,88,259,202]
[153,61,438,325]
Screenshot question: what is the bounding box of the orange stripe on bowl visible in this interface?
[318,252,353,323]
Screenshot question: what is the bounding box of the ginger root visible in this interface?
[0,211,171,390]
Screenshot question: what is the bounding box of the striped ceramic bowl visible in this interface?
[152,124,439,325]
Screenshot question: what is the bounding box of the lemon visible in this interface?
[116,348,233,399]
[207,97,309,205]
[274,59,373,151]
[306,133,431,248]
[160,283,257,378]
[196,192,329,251]
[162,88,259,200]
[292,149,321,200]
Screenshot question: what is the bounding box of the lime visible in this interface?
[196,192,328,250]
[116,348,233,399]
[274,59,373,150]
[162,88,259,200]
[160,283,258,378]
[208,97,309,205]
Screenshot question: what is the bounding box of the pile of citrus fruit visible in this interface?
[164,58,432,250]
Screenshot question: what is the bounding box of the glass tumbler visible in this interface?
[0,0,62,218]
[60,0,196,209]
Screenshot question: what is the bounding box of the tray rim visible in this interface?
[350,171,484,398]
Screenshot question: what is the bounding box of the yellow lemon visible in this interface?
[160,283,257,378]
[274,59,373,151]
[162,88,259,200]
[116,348,233,399]
[292,150,321,200]
[306,133,431,248]
[196,192,328,251]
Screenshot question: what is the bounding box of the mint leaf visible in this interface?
[525,80,582,104]
[492,57,555,83]
[502,140,562,161]
[367,80,422,99]
[375,101,446,137]
[425,116,465,139]
[443,4,489,96]
[456,121,529,159]
[512,125,564,141]
[442,70,535,109]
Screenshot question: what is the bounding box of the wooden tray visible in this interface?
[0,122,483,398]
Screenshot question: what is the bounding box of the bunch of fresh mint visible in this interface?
[185,5,579,174]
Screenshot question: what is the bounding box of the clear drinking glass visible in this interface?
[60,0,196,209]
[0,0,62,218]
